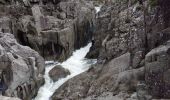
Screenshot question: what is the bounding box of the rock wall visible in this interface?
[0,32,45,100]
[0,0,95,61]
[87,0,146,60]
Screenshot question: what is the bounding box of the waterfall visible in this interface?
[95,5,102,13]
[34,43,97,100]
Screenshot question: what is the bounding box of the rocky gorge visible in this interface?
[0,0,95,99]
[0,0,95,61]
[0,0,170,100]
[52,0,170,99]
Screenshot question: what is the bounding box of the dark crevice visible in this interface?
[16,30,30,46]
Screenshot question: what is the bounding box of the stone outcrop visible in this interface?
[49,65,70,82]
[0,0,95,61]
[0,32,45,100]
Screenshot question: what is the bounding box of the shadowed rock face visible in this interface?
[0,0,95,61]
[0,32,45,100]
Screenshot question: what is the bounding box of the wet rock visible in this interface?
[49,65,70,82]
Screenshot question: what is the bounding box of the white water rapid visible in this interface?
[34,43,97,100]
[95,5,102,13]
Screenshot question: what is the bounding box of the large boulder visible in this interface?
[0,32,45,100]
[49,65,70,82]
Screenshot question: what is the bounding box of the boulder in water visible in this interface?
[49,65,70,82]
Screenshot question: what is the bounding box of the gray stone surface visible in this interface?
[5,0,96,61]
[0,32,45,100]
[49,65,70,82]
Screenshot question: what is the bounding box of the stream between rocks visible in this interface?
[34,6,101,100]
[34,43,97,100]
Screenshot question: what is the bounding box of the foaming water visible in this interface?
[95,5,102,13]
[34,43,97,100]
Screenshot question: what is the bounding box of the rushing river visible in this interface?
[34,43,97,100]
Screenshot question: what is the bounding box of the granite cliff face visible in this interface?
[0,0,95,61]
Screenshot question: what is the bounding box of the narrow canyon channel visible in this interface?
[34,43,97,100]
[34,6,101,100]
